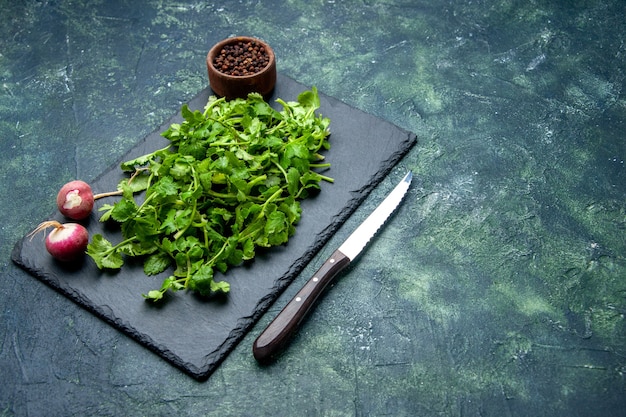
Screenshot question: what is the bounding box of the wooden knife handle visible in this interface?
[253,249,351,362]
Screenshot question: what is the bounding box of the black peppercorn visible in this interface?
[213,40,271,76]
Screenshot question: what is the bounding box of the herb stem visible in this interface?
[272,159,289,183]
[261,188,283,214]
[318,173,335,183]
[310,163,331,169]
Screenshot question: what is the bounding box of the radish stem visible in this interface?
[93,190,123,200]
[92,168,146,200]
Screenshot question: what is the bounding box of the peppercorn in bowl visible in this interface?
[207,36,276,100]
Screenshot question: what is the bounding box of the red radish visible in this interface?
[56,180,126,219]
[56,180,94,220]
[29,220,89,262]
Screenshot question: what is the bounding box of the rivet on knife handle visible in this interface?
[252,171,412,363]
[252,249,350,362]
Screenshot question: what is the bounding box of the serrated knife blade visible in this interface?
[253,171,413,362]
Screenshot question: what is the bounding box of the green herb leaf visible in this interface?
[144,252,172,275]
[86,234,125,269]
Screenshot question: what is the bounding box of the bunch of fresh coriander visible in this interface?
[87,88,332,301]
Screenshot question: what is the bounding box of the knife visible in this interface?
[253,171,413,362]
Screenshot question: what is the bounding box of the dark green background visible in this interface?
[1,1,624,416]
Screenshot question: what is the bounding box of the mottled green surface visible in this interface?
[1,1,625,416]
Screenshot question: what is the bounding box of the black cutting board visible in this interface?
[12,73,416,380]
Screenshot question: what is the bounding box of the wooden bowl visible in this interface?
[207,36,276,100]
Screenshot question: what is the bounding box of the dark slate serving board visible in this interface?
[12,73,416,380]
